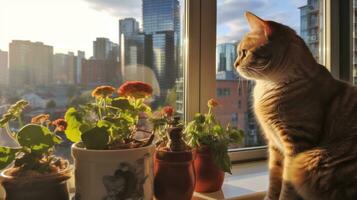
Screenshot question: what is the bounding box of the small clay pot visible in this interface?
[194,146,225,193]
[0,165,72,200]
[154,148,195,200]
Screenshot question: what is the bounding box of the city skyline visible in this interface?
[0,0,306,56]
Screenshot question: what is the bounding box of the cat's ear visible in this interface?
[245,11,272,37]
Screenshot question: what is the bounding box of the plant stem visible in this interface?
[4,123,21,146]
[97,98,103,120]
[18,115,24,128]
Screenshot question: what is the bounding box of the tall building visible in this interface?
[143,0,181,98]
[0,50,8,86]
[119,18,139,38]
[119,18,152,69]
[9,40,53,87]
[81,59,120,87]
[76,51,85,84]
[53,52,77,84]
[299,0,321,61]
[215,72,262,147]
[216,43,237,72]
[93,38,119,61]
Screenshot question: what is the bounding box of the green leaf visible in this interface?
[111,98,134,110]
[65,129,81,143]
[81,126,109,150]
[0,147,18,170]
[64,107,82,142]
[17,124,58,152]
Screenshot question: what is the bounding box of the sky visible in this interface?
[0,0,307,57]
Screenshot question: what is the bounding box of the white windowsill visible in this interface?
[193,161,268,200]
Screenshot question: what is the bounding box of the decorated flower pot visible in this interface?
[154,149,195,200]
[194,146,225,193]
[0,165,72,200]
[72,142,155,200]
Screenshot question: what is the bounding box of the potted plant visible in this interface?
[65,82,155,200]
[184,98,244,193]
[0,100,71,200]
[151,106,195,200]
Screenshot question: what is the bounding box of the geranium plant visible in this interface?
[184,98,244,173]
[0,100,67,175]
[150,106,181,148]
[64,81,154,150]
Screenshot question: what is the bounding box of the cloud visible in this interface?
[217,0,303,44]
[83,0,142,22]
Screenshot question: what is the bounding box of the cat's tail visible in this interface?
[289,148,357,200]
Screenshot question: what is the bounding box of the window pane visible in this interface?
[216,0,324,148]
[0,0,185,159]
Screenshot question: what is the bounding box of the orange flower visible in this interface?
[118,81,153,99]
[162,106,174,117]
[52,118,67,132]
[31,114,50,124]
[207,98,219,108]
[91,85,116,98]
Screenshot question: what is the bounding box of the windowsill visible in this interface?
[1,161,268,200]
[193,161,268,200]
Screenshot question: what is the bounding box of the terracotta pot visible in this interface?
[72,142,155,200]
[0,165,72,200]
[154,149,195,200]
[194,146,225,193]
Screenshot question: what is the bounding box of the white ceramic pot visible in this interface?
[72,143,154,200]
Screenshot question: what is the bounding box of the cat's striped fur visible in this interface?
[235,12,357,200]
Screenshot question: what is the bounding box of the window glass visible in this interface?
[216,0,324,148]
[0,0,185,159]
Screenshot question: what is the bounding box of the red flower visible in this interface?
[207,98,219,108]
[91,85,116,98]
[162,106,174,117]
[52,118,67,132]
[118,81,153,99]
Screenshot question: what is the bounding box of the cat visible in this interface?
[234,12,357,200]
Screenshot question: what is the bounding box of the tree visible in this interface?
[46,100,56,109]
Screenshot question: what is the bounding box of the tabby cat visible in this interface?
[235,12,357,200]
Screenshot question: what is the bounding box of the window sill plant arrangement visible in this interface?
[151,106,195,200]
[65,82,155,200]
[0,100,71,200]
[184,98,244,193]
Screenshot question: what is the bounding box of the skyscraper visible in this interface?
[0,50,8,86]
[53,52,79,84]
[299,0,321,61]
[93,38,119,61]
[143,0,180,98]
[9,40,53,87]
[119,18,139,38]
[119,18,151,69]
[76,51,85,84]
